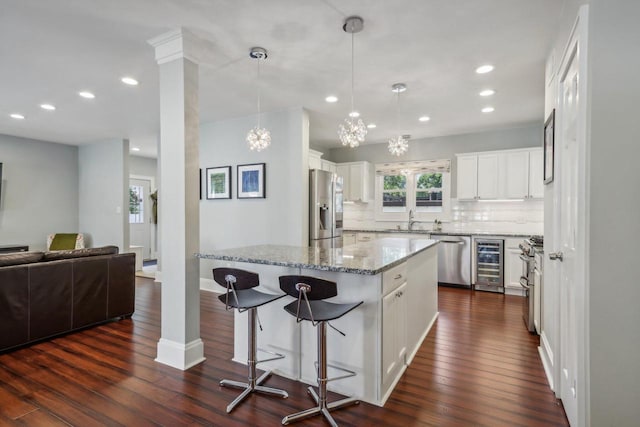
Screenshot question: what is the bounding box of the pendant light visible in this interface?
[338,16,367,148]
[388,83,409,156]
[246,47,271,151]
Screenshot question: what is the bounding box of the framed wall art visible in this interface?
[206,166,231,199]
[237,163,265,199]
[543,109,555,184]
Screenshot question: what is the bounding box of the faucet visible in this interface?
[433,218,442,231]
[408,209,417,231]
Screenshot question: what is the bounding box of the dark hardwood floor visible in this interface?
[0,279,568,426]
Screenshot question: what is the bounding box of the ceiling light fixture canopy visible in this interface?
[338,16,367,148]
[388,83,409,156]
[246,47,271,152]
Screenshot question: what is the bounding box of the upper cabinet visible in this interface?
[336,161,372,202]
[528,148,544,199]
[456,148,543,201]
[309,149,337,174]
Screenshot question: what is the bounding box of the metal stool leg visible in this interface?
[282,322,359,425]
[220,307,288,413]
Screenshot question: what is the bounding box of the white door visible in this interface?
[502,151,529,199]
[554,11,588,425]
[477,153,499,199]
[456,155,478,200]
[129,178,152,259]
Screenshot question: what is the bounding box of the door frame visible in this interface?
[130,174,157,260]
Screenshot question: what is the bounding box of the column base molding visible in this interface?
[156,338,205,370]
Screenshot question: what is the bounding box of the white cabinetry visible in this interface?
[309,150,337,173]
[321,159,337,174]
[477,154,500,199]
[456,155,478,200]
[381,271,407,392]
[528,148,544,199]
[309,149,323,170]
[456,148,543,201]
[504,238,524,294]
[336,161,372,202]
[502,151,530,199]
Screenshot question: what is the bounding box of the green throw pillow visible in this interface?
[49,233,78,250]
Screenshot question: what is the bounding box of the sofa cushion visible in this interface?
[43,246,119,262]
[0,251,44,267]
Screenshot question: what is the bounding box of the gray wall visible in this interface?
[329,123,542,197]
[0,134,79,251]
[587,0,640,424]
[198,107,309,277]
[78,139,130,251]
[130,155,158,184]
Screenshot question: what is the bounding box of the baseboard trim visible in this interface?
[538,332,555,391]
[504,287,525,297]
[406,311,439,365]
[155,338,206,370]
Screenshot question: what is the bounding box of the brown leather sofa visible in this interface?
[0,246,135,352]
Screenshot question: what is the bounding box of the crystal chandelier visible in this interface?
[388,83,409,156]
[247,47,271,151]
[338,16,367,148]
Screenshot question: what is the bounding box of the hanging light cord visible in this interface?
[350,31,355,123]
[396,90,400,134]
[257,57,262,128]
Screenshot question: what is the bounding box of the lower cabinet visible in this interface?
[504,238,523,294]
[382,281,407,392]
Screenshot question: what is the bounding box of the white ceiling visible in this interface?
[0,0,562,158]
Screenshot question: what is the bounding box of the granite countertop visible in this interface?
[196,238,438,275]
[344,228,541,238]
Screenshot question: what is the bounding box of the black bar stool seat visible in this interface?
[283,299,361,322]
[279,275,363,427]
[219,288,284,310]
[213,267,289,413]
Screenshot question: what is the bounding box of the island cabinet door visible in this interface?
[381,281,407,393]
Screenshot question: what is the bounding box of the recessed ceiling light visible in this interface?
[367,123,377,129]
[479,89,495,97]
[325,95,338,103]
[10,113,25,120]
[476,65,494,74]
[349,111,360,118]
[40,104,56,111]
[79,91,95,99]
[131,147,141,152]
[482,106,495,113]
[419,116,431,122]
[121,77,139,86]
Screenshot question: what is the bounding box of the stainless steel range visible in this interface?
[519,236,543,333]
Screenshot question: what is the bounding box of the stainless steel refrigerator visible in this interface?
[309,169,343,248]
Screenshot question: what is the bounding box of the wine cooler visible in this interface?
[474,238,504,293]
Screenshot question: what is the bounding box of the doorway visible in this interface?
[129,176,156,260]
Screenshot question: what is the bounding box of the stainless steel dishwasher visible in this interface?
[431,234,471,288]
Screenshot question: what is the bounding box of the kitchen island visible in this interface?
[196,237,438,406]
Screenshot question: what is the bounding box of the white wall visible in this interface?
[130,155,158,184]
[198,107,309,278]
[0,134,78,251]
[329,123,542,198]
[78,139,130,251]
[587,1,640,424]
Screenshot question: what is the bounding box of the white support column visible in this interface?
[149,29,204,370]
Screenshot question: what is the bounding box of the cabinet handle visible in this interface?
[394,274,402,280]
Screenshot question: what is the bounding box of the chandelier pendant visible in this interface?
[338,16,367,148]
[388,83,409,156]
[247,47,271,151]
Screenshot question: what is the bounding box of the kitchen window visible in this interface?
[375,160,451,222]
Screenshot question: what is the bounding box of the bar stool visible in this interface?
[279,275,363,427]
[213,267,289,413]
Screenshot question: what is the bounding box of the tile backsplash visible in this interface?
[343,199,544,234]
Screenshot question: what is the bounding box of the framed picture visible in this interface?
[206,166,231,199]
[237,163,266,199]
[543,109,555,184]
